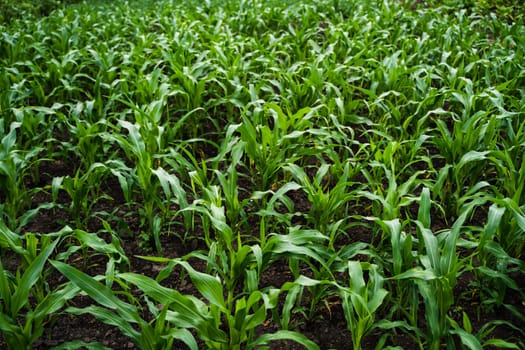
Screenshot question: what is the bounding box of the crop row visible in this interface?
[1,0,524,349]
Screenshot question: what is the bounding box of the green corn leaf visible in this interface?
[242,291,267,330]
[118,271,225,342]
[462,311,473,334]
[280,283,301,330]
[208,203,233,248]
[348,260,366,296]
[33,282,81,320]
[12,238,59,315]
[0,220,23,253]
[417,224,439,273]
[0,259,12,309]
[51,261,138,322]
[484,204,506,242]
[51,340,113,350]
[0,306,18,334]
[441,209,469,275]
[450,329,483,350]
[152,166,176,199]
[475,265,520,291]
[482,339,520,349]
[247,330,320,350]
[502,198,525,232]
[383,219,403,275]
[267,181,303,209]
[175,260,226,310]
[165,328,198,350]
[416,280,440,343]
[392,268,436,281]
[418,187,431,229]
[66,305,140,340]
[73,230,121,256]
[456,150,490,169]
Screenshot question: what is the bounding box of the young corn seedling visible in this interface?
[431,149,492,221]
[394,188,475,350]
[358,160,423,251]
[278,261,390,350]
[212,137,247,230]
[490,146,525,209]
[376,218,421,339]
[11,106,59,152]
[359,140,424,222]
[251,181,303,247]
[236,101,316,190]
[0,226,79,350]
[181,184,257,303]
[107,119,167,251]
[0,122,42,228]
[473,199,525,319]
[283,161,359,235]
[52,162,112,229]
[118,252,320,350]
[261,226,342,323]
[449,312,522,350]
[151,166,192,237]
[337,261,389,350]
[51,260,199,350]
[56,222,130,287]
[62,109,111,171]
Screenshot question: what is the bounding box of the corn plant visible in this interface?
[473,199,525,319]
[52,162,112,228]
[213,137,247,230]
[118,258,320,350]
[490,143,525,218]
[151,166,192,235]
[376,217,421,338]
[393,188,476,350]
[337,261,389,350]
[0,121,42,228]
[251,181,303,246]
[107,119,167,251]
[260,225,361,324]
[359,140,424,222]
[283,161,360,235]
[431,114,497,219]
[0,226,79,350]
[236,102,317,190]
[62,110,111,170]
[179,184,263,328]
[278,263,391,350]
[449,306,523,349]
[11,106,59,152]
[51,260,199,350]
[56,222,130,286]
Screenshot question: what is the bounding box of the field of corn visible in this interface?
[1,0,524,349]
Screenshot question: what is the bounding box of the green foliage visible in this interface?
[0,0,81,25]
[474,0,525,22]
[1,0,524,348]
